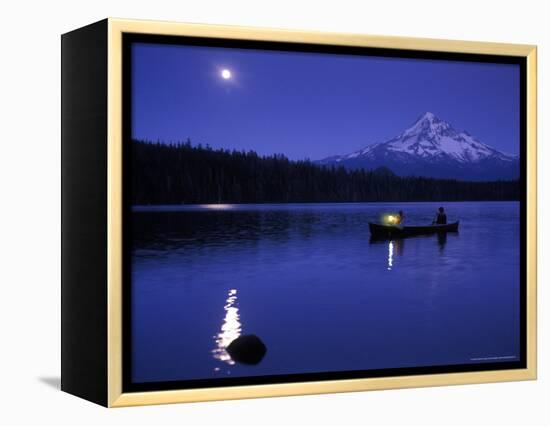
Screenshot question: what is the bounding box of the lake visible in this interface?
[130,201,521,384]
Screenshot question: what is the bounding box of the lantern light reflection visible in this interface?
[387,241,394,270]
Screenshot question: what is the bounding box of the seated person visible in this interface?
[395,210,404,225]
[434,207,447,225]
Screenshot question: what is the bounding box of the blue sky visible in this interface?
[131,42,520,160]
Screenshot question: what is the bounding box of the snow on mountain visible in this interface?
[317,112,519,181]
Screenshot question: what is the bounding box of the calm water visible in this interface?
[131,201,520,383]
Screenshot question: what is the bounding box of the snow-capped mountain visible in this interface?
[317,112,519,181]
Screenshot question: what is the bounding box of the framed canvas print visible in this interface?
[61,18,537,407]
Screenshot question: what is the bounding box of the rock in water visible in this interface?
[226,335,267,365]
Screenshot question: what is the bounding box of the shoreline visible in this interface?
[132,200,520,212]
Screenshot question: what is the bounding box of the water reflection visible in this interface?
[200,204,236,210]
[212,289,241,366]
[387,239,405,270]
[437,232,447,253]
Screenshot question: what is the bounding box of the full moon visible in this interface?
[221,69,231,79]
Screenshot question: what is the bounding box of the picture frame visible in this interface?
[61,18,537,407]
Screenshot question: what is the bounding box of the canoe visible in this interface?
[369,221,459,238]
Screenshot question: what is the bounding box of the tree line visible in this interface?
[131,140,520,205]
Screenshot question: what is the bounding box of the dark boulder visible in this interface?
[226,334,267,365]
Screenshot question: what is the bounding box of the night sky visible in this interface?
[131,42,520,160]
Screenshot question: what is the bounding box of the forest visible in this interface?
[131,140,520,205]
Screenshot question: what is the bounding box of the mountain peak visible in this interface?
[316,113,519,181]
[402,112,453,139]
[417,111,438,122]
[411,112,444,128]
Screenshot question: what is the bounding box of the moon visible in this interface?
[221,69,231,80]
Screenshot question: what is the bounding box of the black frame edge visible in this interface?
[61,18,109,407]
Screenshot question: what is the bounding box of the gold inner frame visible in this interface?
[106,18,537,407]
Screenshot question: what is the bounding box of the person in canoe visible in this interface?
[433,207,447,225]
[396,210,404,225]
